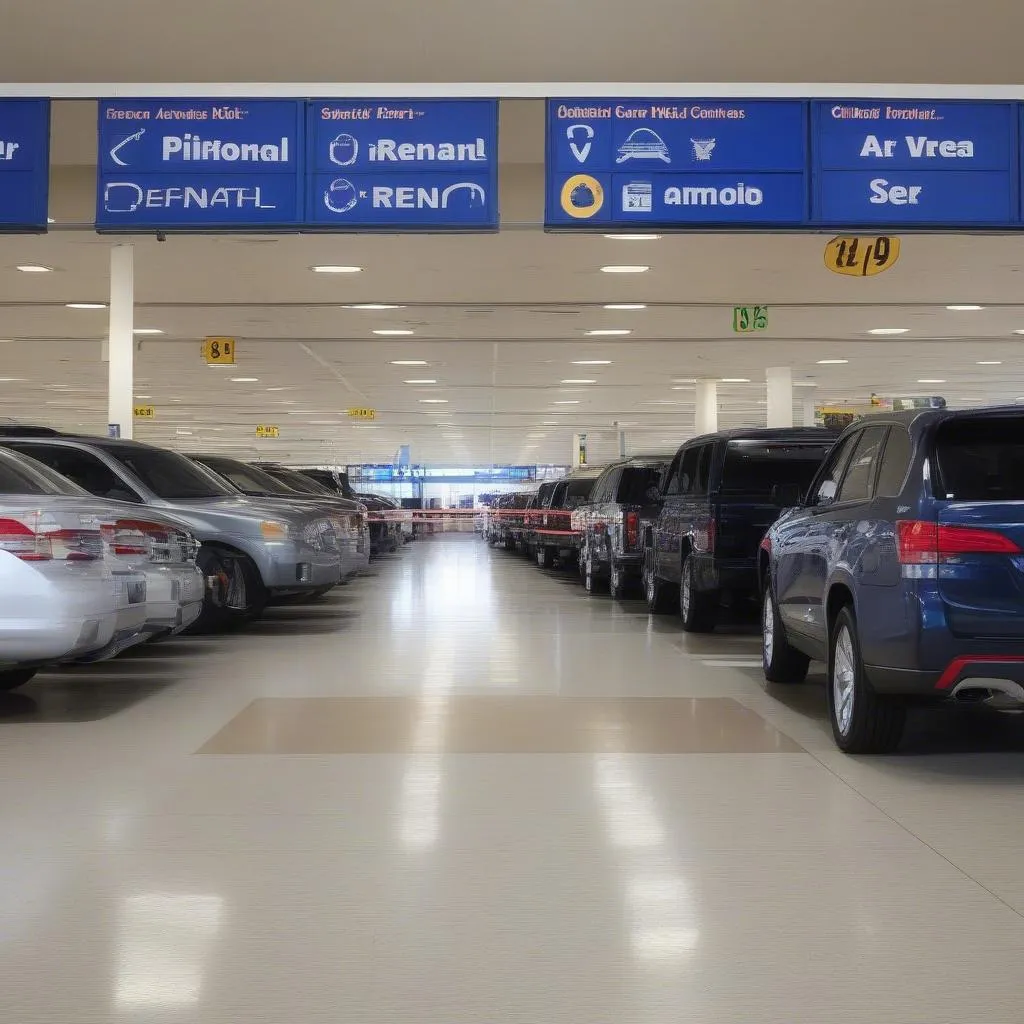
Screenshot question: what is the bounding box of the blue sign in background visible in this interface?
[811,100,1019,227]
[546,99,808,227]
[96,99,304,230]
[0,100,50,231]
[306,100,498,229]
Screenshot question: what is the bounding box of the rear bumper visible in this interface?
[140,565,205,630]
[868,656,1024,700]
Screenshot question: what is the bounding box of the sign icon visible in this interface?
[691,138,716,162]
[824,235,901,278]
[328,133,359,166]
[109,128,146,167]
[616,128,671,164]
[622,181,652,212]
[347,408,377,421]
[732,306,768,333]
[202,337,236,364]
[133,404,155,419]
[255,424,280,438]
[566,124,595,163]
[324,178,359,214]
[559,174,604,219]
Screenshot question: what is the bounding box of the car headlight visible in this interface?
[301,518,337,552]
[259,520,290,541]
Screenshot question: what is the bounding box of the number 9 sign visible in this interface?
[824,236,901,278]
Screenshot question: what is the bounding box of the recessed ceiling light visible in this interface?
[311,265,362,273]
[134,394,151,399]
[720,377,751,383]
[66,302,106,309]
[561,378,596,384]
[419,398,449,404]
[0,378,26,382]
[918,378,946,384]
[794,381,818,388]
[572,360,613,365]
[553,400,580,405]
[527,433,547,439]
[391,359,428,366]
[542,421,559,425]
[344,303,403,310]
[868,328,909,335]
[266,386,297,392]
[603,234,661,241]
[403,378,437,384]
[946,304,983,311]
[133,328,163,335]
[977,360,1003,365]
[600,265,649,274]
[670,385,693,390]
[176,430,194,436]
[817,358,849,365]
[672,378,696,384]
[16,264,52,273]
[374,329,414,336]
[585,329,632,336]
[230,377,259,382]
[603,303,647,311]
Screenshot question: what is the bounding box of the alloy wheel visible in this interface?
[833,625,856,735]
[763,592,775,665]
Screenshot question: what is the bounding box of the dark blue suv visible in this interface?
[760,407,1024,754]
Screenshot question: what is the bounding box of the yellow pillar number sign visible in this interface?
[133,405,155,419]
[202,336,236,364]
[255,425,280,439]
[346,408,377,421]
[824,236,901,278]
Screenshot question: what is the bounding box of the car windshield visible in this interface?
[0,449,77,495]
[103,446,237,500]
[721,440,834,499]
[563,478,598,508]
[265,467,332,495]
[934,416,1024,500]
[197,457,295,496]
[617,465,665,504]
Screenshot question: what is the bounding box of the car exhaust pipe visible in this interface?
[951,678,1024,709]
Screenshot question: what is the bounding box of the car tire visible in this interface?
[187,546,267,635]
[642,546,676,614]
[584,547,605,594]
[537,545,555,569]
[609,559,628,600]
[828,605,906,754]
[761,576,809,684]
[679,555,717,633]
[0,668,36,691]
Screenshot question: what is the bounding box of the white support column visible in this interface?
[694,379,718,435]
[107,244,134,439]
[802,398,817,427]
[766,366,794,428]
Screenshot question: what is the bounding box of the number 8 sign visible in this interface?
[202,336,236,364]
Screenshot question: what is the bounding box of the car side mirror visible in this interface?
[815,480,837,506]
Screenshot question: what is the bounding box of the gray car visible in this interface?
[0,434,344,632]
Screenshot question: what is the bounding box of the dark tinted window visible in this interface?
[693,444,713,495]
[811,433,858,505]
[0,449,72,495]
[195,457,291,496]
[875,427,912,498]
[676,447,700,494]
[8,444,143,502]
[933,416,1024,500]
[836,426,887,503]
[721,440,835,499]
[591,467,620,503]
[101,446,235,500]
[563,478,598,508]
[616,465,666,504]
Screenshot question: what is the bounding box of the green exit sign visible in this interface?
[733,305,768,333]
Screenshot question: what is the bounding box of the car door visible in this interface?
[659,444,701,583]
[653,449,683,579]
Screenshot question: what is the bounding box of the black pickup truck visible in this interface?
[532,468,603,569]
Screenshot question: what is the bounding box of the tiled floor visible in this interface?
[3,533,1024,1022]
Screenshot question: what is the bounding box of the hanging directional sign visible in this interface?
[824,235,901,277]
[255,424,280,438]
[545,99,808,228]
[0,100,50,231]
[811,101,1017,227]
[305,100,498,229]
[133,405,156,419]
[95,99,304,230]
[732,305,768,332]
[202,336,236,364]
[346,407,377,421]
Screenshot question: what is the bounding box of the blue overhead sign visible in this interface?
[306,100,498,229]
[545,100,808,228]
[95,99,304,230]
[0,100,50,231]
[812,101,1018,227]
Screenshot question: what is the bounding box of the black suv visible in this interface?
[642,428,836,631]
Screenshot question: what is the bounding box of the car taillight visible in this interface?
[625,511,639,551]
[0,514,102,562]
[102,520,150,558]
[897,520,1021,565]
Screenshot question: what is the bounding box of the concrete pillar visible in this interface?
[694,379,717,435]
[802,398,817,427]
[766,366,794,428]
[107,244,134,439]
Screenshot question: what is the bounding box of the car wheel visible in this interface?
[642,546,676,614]
[680,555,716,633]
[761,577,809,684]
[828,605,906,754]
[584,547,604,593]
[187,547,267,634]
[609,559,628,601]
[0,668,36,691]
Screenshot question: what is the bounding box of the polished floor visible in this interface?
[4,534,1024,1022]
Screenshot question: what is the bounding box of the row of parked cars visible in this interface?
[0,425,406,692]
[488,405,1024,755]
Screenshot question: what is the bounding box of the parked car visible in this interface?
[642,428,837,631]
[190,455,369,581]
[487,491,534,550]
[573,455,670,598]
[533,468,603,569]
[0,432,344,632]
[760,406,1024,754]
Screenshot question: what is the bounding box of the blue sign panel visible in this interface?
[811,101,1018,227]
[0,100,49,231]
[96,100,304,230]
[545,100,808,228]
[306,100,498,229]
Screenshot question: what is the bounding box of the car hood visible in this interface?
[145,495,330,535]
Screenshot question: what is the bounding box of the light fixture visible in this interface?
[561,378,596,384]
[1014,331,1024,336]
[419,398,448,404]
[134,394,151,399]
[868,327,909,335]
[603,233,661,241]
[266,386,296,392]
[720,377,751,383]
[311,265,362,273]
[977,360,1003,365]
[817,358,849,365]
[403,378,437,384]
[670,385,693,390]
[585,329,632,336]
[0,377,26,382]
[230,377,259,383]
[176,430,194,436]
[600,265,649,274]
[572,359,613,365]
[542,420,559,425]
[391,359,428,365]
[66,302,106,309]
[946,304,983,311]
[553,400,580,405]
[794,381,818,387]
[374,329,414,336]
[918,378,946,384]
[133,328,163,335]
[673,378,696,384]
[16,264,52,273]
[344,303,403,309]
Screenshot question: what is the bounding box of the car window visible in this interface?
[0,449,73,495]
[592,467,619,503]
[101,445,235,500]
[197,457,288,495]
[616,465,665,504]
[933,415,1024,500]
[722,439,836,500]
[836,426,888,503]
[693,444,713,495]
[6,444,144,503]
[676,446,700,495]
[875,427,912,498]
[564,478,597,508]
[811,433,859,506]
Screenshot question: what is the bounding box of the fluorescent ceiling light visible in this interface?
[391,359,428,365]
[670,385,693,390]
[600,265,649,274]
[374,329,414,336]
[794,381,818,387]
[817,358,849,364]
[134,394,151,399]
[230,377,259,382]
[946,304,983,311]
[403,379,437,384]
[553,400,580,405]
[176,430,193,435]
[572,359,612,365]
[133,328,163,335]
[561,378,596,384]
[527,433,547,439]
[977,360,1002,365]
[266,386,296,392]
[603,303,647,310]
[542,420,559,425]
[344,303,403,309]
[673,378,696,384]
[918,378,946,384]
[603,233,661,240]
[311,265,361,273]
[868,327,909,335]
[66,302,106,309]
[16,264,51,273]
[419,398,449,403]
[585,329,632,336]
[0,377,26,382]
[720,377,751,383]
